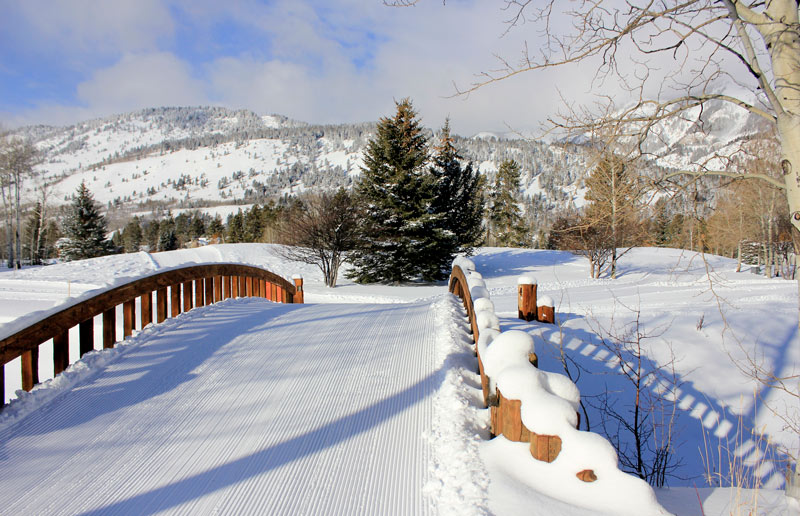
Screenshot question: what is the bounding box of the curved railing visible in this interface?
[448,264,479,342]
[0,263,303,406]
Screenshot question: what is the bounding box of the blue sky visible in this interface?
[0,0,599,136]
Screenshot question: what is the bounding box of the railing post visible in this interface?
[103,308,116,349]
[170,284,180,317]
[232,276,240,298]
[259,279,267,298]
[0,365,4,408]
[123,300,135,338]
[224,276,232,299]
[21,348,39,391]
[204,277,214,305]
[214,276,222,302]
[270,283,277,302]
[537,295,555,324]
[79,319,94,357]
[156,288,167,323]
[53,330,69,375]
[293,276,304,303]
[517,276,537,322]
[195,278,204,307]
[141,292,152,328]
[183,281,193,312]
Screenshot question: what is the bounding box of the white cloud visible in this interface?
[76,53,207,113]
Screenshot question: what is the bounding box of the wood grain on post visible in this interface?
[224,276,232,299]
[231,276,239,298]
[518,283,537,321]
[496,389,532,442]
[0,366,4,409]
[141,292,152,328]
[270,283,277,302]
[103,308,115,349]
[530,432,562,463]
[183,281,193,312]
[21,347,39,391]
[538,304,555,324]
[239,276,247,297]
[156,288,167,323]
[245,277,253,297]
[195,278,204,307]
[53,331,69,375]
[170,284,180,317]
[79,319,94,357]
[123,300,135,338]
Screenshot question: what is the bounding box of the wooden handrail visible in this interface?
[448,265,479,343]
[0,263,301,405]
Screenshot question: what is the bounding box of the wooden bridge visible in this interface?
[0,264,440,515]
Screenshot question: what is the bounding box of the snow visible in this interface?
[0,244,797,515]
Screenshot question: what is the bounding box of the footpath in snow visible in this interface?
[0,299,438,515]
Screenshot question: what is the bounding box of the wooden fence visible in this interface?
[0,263,302,407]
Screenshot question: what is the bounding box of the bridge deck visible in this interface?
[0,299,438,515]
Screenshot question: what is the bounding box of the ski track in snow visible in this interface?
[0,298,439,515]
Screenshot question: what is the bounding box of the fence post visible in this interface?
[537,295,555,324]
[293,276,304,304]
[517,276,537,321]
[183,281,193,311]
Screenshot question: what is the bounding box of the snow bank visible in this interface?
[517,275,537,285]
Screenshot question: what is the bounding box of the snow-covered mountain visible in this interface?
[16,101,763,221]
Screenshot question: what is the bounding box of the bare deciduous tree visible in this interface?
[0,136,38,269]
[275,189,361,287]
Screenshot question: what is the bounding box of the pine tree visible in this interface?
[122,216,143,252]
[428,119,484,276]
[349,98,439,283]
[488,159,527,247]
[59,181,113,261]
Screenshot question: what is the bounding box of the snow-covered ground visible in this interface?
[0,244,797,515]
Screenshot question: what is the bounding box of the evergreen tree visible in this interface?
[487,159,528,246]
[227,210,245,243]
[348,98,438,283]
[59,181,113,261]
[158,215,178,252]
[122,216,143,252]
[207,215,224,239]
[428,119,484,276]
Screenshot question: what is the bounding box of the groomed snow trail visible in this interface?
[0,299,438,515]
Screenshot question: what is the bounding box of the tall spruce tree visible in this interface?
[488,159,528,247]
[59,181,113,261]
[349,98,440,283]
[428,119,484,275]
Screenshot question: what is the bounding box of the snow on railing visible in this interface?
[448,257,661,498]
[0,263,303,408]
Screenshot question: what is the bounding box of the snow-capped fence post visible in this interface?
[530,433,562,463]
[491,389,532,442]
[0,264,300,409]
[537,295,555,324]
[517,276,538,321]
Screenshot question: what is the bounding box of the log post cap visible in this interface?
[536,294,554,308]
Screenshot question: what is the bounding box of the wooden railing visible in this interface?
[0,263,303,407]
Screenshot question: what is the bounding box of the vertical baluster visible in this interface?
[157,287,167,323]
[183,281,193,312]
[123,300,135,338]
[22,347,39,391]
[141,291,153,328]
[171,284,180,317]
[195,278,204,307]
[80,318,94,357]
[214,276,222,302]
[103,308,116,349]
[232,276,240,298]
[53,330,69,375]
[204,277,214,305]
